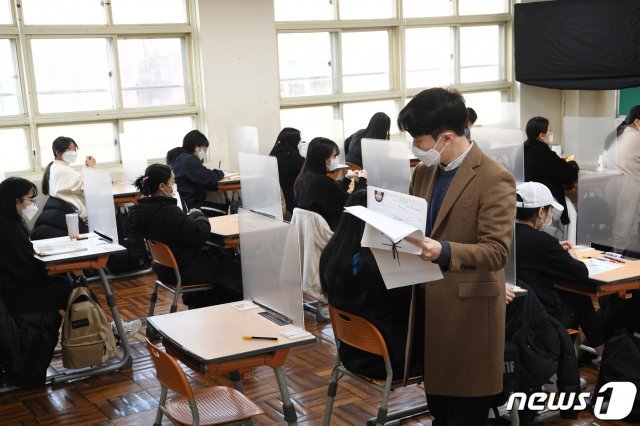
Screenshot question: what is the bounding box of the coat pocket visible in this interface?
[458,281,500,298]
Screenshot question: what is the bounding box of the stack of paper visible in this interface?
[34,240,88,256]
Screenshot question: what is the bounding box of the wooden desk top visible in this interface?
[577,248,640,284]
[147,303,316,364]
[208,214,239,237]
[112,182,138,197]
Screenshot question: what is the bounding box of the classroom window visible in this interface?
[274,0,334,21]
[22,0,106,25]
[31,38,114,113]
[0,39,21,116]
[0,0,12,24]
[343,100,398,137]
[120,116,194,161]
[0,128,29,173]
[0,0,197,174]
[280,105,336,141]
[342,31,390,93]
[463,90,510,126]
[276,0,512,140]
[458,0,509,16]
[38,122,118,168]
[110,0,187,24]
[338,0,395,20]
[459,25,502,84]
[278,32,333,97]
[403,0,453,18]
[405,27,454,88]
[118,38,189,108]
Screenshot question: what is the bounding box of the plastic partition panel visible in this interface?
[119,133,147,182]
[238,152,283,221]
[361,138,411,193]
[235,126,259,155]
[0,168,4,182]
[82,167,118,243]
[563,117,617,168]
[576,170,624,249]
[505,226,516,286]
[238,208,304,330]
[472,127,525,184]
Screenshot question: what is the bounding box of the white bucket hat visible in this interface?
[516,181,564,212]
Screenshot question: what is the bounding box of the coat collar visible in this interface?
[428,142,482,235]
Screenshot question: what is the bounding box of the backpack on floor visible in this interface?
[61,286,117,369]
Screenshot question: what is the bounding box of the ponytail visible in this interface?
[134,164,172,196]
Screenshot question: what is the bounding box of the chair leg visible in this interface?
[147,283,159,318]
[323,365,341,426]
[154,386,167,426]
[170,287,181,313]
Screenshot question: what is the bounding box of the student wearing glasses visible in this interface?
[166,130,225,213]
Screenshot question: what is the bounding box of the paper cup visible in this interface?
[65,213,80,239]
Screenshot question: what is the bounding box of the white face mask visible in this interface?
[197,148,207,161]
[62,150,78,164]
[547,133,554,144]
[539,210,553,231]
[163,183,177,198]
[329,157,340,171]
[22,202,39,221]
[412,135,446,167]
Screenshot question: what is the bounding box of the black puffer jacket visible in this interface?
[126,196,218,284]
[31,196,89,241]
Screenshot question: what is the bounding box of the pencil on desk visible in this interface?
[243,335,277,341]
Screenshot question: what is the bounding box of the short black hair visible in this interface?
[525,116,549,142]
[466,107,477,124]
[397,87,467,137]
[183,130,209,153]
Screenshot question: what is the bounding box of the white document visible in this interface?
[33,240,88,256]
[581,258,624,276]
[345,186,443,288]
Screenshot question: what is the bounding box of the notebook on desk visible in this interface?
[33,240,88,256]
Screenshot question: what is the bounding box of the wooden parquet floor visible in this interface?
[0,273,625,425]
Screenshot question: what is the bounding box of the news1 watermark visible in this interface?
[506,382,637,420]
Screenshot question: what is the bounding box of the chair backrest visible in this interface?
[146,337,194,399]
[147,240,179,270]
[329,305,389,358]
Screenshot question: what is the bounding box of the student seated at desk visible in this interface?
[319,190,423,379]
[0,177,74,387]
[294,137,367,231]
[127,164,241,309]
[515,181,605,358]
[344,112,390,168]
[32,136,95,239]
[166,130,225,213]
[269,127,304,218]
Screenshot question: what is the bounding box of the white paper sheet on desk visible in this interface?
[33,240,88,256]
[581,258,624,276]
[371,247,443,289]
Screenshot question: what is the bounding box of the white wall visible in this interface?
[195,0,281,169]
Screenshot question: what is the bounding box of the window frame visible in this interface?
[0,0,202,175]
[276,0,514,136]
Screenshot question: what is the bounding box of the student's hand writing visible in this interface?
[85,156,96,168]
[405,236,442,261]
[505,287,516,304]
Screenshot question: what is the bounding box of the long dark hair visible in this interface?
[269,127,301,155]
[363,112,390,140]
[0,176,38,229]
[166,130,209,164]
[134,164,172,196]
[319,190,369,303]
[294,137,339,196]
[617,105,640,136]
[42,136,77,195]
[525,116,549,143]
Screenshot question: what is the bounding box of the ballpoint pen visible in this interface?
[596,257,617,264]
[602,255,625,263]
[243,335,278,341]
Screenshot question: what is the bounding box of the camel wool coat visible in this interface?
[410,142,516,397]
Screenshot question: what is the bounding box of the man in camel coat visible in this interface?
[401,87,516,425]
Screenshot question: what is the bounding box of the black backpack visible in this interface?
[107,206,149,273]
[592,334,640,422]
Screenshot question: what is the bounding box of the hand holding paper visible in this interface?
[404,236,442,261]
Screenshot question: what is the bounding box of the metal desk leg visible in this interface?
[273,365,298,425]
[50,268,132,383]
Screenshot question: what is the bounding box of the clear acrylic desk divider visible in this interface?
[472,127,525,184]
[361,138,411,194]
[238,208,306,337]
[82,167,118,243]
[238,152,283,221]
[563,117,617,169]
[235,125,259,155]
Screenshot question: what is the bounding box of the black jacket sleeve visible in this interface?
[538,233,589,282]
[168,206,211,246]
[0,223,50,292]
